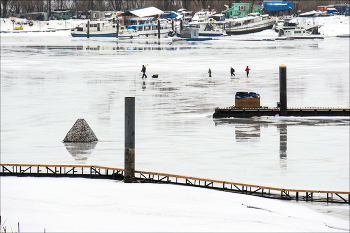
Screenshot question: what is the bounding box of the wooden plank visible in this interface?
[1,164,349,196]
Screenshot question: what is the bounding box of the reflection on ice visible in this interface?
[278,124,287,169]
[234,124,260,142]
[64,142,98,161]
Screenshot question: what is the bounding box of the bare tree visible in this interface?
[1,0,9,17]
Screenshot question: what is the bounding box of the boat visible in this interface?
[71,18,170,38]
[277,19,324,39]
[71,20,119,37]
[274,15,293,32]
[188,21,226,36]
[278,24,324,39]
[188,11,226,36]
[224,13,275,35]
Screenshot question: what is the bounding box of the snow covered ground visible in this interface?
[1,176,349,232]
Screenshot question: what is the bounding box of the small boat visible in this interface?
[188,21,226,36]
[277,20,324,39]
[71,20,118,37]
[188,11,226,36]
[224,13,276,35]
[274,15,293,32]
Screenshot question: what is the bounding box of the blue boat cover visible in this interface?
[235,92,260,99]
[263,2,293,12]
[160,12,179,19]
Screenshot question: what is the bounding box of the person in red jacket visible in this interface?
[245,66,250,77]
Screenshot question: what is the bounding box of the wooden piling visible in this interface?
[158,19,161,39]
[117,19,119,38]
[87,20,90,38]
[279,65,287,116]
[124,97,135,183]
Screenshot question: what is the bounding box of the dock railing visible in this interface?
[1,163,349,204]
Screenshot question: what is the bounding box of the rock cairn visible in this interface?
[63,119,98,142]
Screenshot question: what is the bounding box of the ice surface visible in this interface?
[0,15,349,232]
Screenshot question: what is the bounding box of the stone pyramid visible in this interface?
[63,119,98,142]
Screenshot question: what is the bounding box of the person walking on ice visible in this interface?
[245,66,250,77]
[141,65,147,78]
[208,68,212,77]
[230,67,235,76]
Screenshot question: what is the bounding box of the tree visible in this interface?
[1,0,8,17]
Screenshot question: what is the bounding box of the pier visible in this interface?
[214,65,350,118]
[213,107,350,118]
[1,163,349,204]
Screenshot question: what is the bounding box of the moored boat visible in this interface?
[71,18,170,38]
[224,13,275,35]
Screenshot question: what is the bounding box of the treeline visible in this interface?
[1,0,347,18]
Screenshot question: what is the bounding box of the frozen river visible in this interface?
[1,28,349,192]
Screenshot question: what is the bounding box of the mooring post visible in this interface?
[279,65,287,116]
[87,20,90,38]
[124,97,135,183]
[116,19,119,38]
[158,19,161,39]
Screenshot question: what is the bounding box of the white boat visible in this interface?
[188,11,226,36]
[274,15,294,32]
[225,13,276,35]
[278,25,324,39]
[71,18,170,38]
[71,20,119,37]
[122,17,170,39]
[188,21,226,36]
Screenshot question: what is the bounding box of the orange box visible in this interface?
[235,97,260,108]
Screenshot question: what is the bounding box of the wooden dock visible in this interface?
[1,163,349,204]
[213,107,350,118]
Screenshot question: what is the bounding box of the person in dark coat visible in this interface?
[141,65,147,78]
[208,68,212,77]
[230,67,235,76]
[245,66,250,77]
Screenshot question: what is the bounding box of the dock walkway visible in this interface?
[213,107,350,118]
[1,164,349,204]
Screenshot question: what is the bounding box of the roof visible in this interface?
[263,2,293,12]
[128,7,163,17]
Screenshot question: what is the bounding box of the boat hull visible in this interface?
[71,31,169,38]
[226,22,274,35]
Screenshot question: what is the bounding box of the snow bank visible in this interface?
[1,177,349,232]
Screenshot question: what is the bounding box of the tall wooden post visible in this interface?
[279,65,287,116]
[87,20,90,38]
[124,97,135,183]
[158,19,161,39]
[116,19,119,38]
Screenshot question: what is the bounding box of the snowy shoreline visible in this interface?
[1,176,349,232]
[1,15,349,37]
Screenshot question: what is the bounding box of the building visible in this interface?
[89,11,105,20]
[52,9,76,20]
[334,4,350,15]
[263,2,293,13]
[26,12,48,21]
[225,3,262,18]
[316,5,334,12]
[120,7,163,25]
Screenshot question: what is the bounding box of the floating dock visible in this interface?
[213,107,350,118]
[214,65,350,118]
[1,163,349,204]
